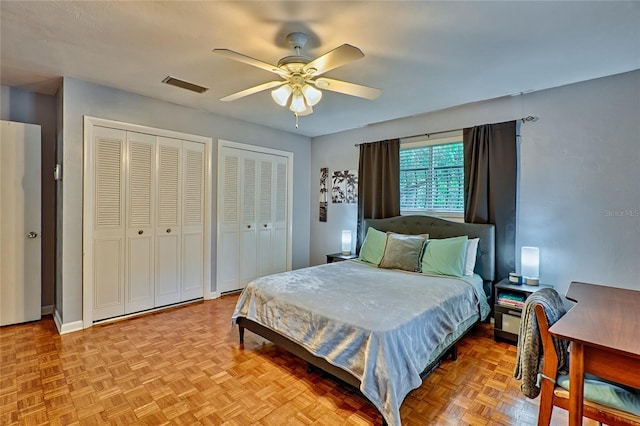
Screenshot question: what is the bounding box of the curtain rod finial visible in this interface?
[522,116,538,123]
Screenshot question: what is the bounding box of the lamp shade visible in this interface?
[289,90,307,113]
[341,230,352,255]
[301,84,322,106]
[271,84,292,106]
[521,246,539,284]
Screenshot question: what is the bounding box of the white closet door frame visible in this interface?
[216,139,293,290]
[83,116,212,329]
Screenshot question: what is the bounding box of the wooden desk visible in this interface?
[549,282,640,426]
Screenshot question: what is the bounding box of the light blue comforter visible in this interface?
[232,260,490,425]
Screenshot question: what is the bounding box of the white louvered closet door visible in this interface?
[155,137,182,307]
[217,147,241,294]
[125,132,156,314]
[256,156,274,278]
[271,156,288,274]
[240,152,258,286]
[93,127,126,321]
[181,141,205,301]
[217,144,290,294]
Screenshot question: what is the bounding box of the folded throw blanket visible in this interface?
[513,288,568,398]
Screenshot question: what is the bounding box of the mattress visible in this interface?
[232,259,490,425]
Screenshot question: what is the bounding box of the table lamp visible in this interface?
[341,230,352,255]
[521,246,539,285]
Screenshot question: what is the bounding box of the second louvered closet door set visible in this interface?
[217,143,291,294]
[91,126,205,322]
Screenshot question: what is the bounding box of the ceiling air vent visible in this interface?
[162,76,209,94]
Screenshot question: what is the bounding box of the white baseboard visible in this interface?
[53,308,84,334]
[53,293,221,335]
[41,305,54,315]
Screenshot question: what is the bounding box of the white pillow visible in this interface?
[464,238,480,276]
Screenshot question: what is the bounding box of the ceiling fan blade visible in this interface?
[313,78,381,100]
[220,81,285,102]
[303,44,364,76]
[213,49,288,77]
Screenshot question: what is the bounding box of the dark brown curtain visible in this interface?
[357,139,400,247]
[463,121,517,281]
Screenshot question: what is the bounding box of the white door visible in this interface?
[256,156,274,278]
[92,126,126,321]
[272,157,288,274]
[217,147,241,294]
[0,121,42,326]
[181,141,205,301]
[240,153,258,286]
[155,137,182,306]
[125,132,156,314]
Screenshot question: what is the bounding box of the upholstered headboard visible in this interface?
[361,215,495,284]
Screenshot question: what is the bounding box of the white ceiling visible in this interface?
[1,1,639,137]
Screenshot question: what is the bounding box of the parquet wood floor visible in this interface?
[0,295,597,426]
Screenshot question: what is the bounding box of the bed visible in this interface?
[231,215,496,425]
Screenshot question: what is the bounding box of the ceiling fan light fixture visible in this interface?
[214,32,380,123]
[297,105,313,116]
[289,90,307,113]
[271,84,292,106]
[301,84,322,106]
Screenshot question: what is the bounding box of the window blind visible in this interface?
[400,142,464,212]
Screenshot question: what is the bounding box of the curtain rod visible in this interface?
[354,116,537,147]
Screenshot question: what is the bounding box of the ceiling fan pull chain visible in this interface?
[295,112,299,128]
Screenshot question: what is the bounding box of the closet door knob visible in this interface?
[263,224,267,228]
[166,229,171,233]
[247,225,251,229]
[138,230,143,235]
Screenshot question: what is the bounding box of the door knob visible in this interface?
[27,232,38,239]
[138,230,143,235]
[166,229,171,233]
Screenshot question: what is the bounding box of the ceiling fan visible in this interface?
[213,32,381,117]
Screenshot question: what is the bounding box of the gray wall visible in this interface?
[1,86,57,310]
[59,77,311,324]
[310,70,640,298]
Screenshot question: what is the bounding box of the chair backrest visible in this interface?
[534,305,640,426]
[534,304,561,426]
[534,304,560,379]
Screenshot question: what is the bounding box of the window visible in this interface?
[400,136,464,215]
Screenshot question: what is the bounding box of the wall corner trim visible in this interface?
[53,308,84,334]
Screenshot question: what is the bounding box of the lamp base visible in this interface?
[341,250,351,255]
[523,277,539,286]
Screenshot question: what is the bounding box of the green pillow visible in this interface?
[421,236,469,277]
[359,227,387,265]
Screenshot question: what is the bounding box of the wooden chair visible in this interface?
[534,304,640,426]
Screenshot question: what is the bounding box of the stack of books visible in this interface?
[497,292,525,308]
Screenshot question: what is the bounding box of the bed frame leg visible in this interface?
[239,326,245,343]
[449,344,457,361]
